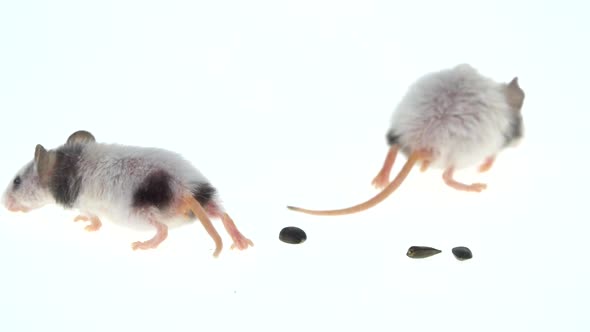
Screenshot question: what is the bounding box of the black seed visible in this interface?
[452,246,473,261]
[279,226,307,244]
[406,246,442,259]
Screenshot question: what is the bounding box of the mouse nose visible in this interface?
[4,195,28,213]
[4,195,16,211]
[3,193,11,207]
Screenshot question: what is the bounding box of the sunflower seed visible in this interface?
[279,226,307,244]
[452,246,473,260]
[406,246,441,258]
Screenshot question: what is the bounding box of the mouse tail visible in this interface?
[286,150,424,216]
[182,195,224,257]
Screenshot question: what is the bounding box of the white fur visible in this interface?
[75,143,221,230]
[390,64,513,169]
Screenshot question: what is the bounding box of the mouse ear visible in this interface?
[506,77,525,111]
[67,130,96,145]
[34,144,56,186]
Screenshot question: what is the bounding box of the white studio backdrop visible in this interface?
[1,1,589,331]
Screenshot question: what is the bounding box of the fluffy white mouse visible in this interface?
[288,64,525,216]
[2,130,253,257]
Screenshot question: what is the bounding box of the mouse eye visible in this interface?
[13,176,21,188]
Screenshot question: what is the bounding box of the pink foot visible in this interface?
[131,240,161,250]
[131,220,168,251]
[478,156,496,173]
[221,213,254,250]
[230,235,254,250]
[454,182,487,192]
[371,174,389,190]
[74,215,102,232]
[443,168,487,193]
[371,146,399,190]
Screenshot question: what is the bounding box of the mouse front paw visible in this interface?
[73,215,102,232]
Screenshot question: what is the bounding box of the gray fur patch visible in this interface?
[50,145,84,208]
[504,114,523,146]
[191,182,217,206]
[386,130,400,146]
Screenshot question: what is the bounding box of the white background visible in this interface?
[1,1,588,331]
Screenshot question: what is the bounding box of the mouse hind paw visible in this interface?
[443,168,487,192]
[371,146,399,189]
[221,213,254,251]
[131,219,168,250]
[371,174,389,190]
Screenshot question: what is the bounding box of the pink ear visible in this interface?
[506,77,525,111]
[34,144,55,185]
[67,130,96,145]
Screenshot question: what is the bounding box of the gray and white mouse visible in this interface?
[2,130,254,257]
[288,64,525,216]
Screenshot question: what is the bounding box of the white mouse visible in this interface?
[2,130,253,257]
[288,64,525,216]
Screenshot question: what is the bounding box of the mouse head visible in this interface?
[2,130,96,213]
[503,77,526,147]
[2,145,57,213]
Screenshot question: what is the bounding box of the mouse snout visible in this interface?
[3,195,30,213]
